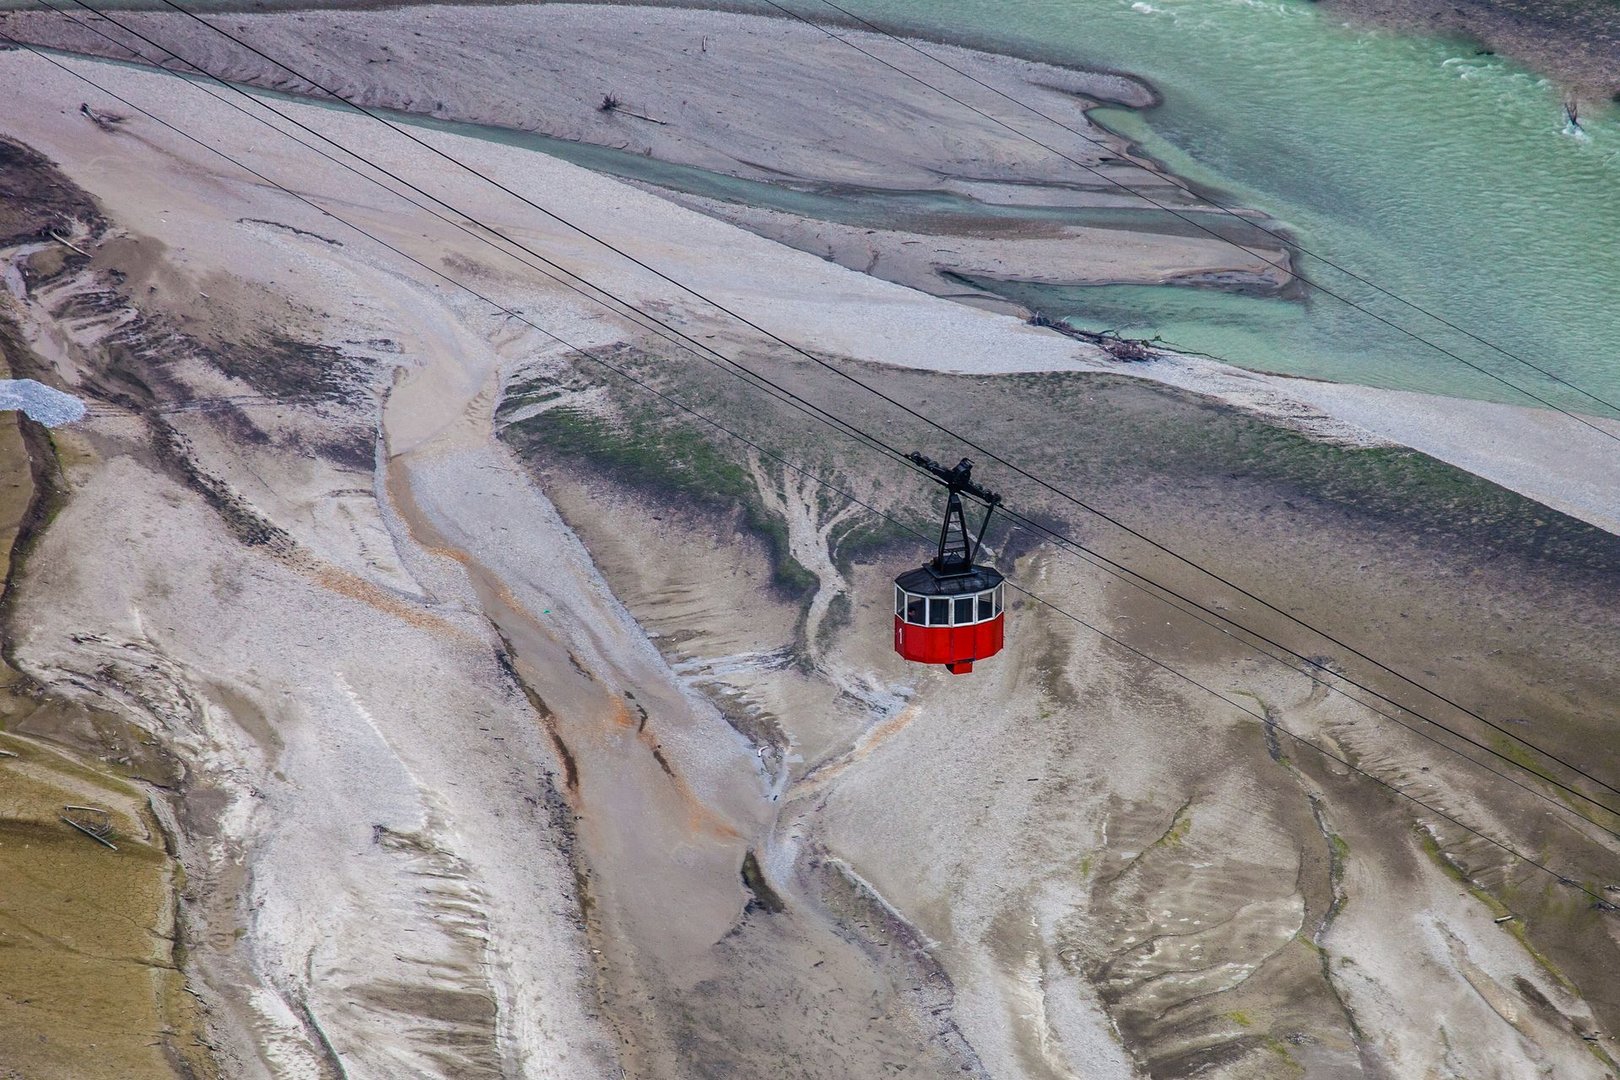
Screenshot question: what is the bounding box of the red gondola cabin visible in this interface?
[893,454,1005,674]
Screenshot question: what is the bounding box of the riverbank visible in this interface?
[0,2,1294,307]
[0,379,207,1077]
[1320,0,1620,102]
[4,4,1617,533]
[0,34,1618,1080]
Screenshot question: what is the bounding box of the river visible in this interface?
[10,0,1618,414]
[747,0,1615,415]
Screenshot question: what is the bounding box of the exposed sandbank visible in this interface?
[0,2,1294,304]
[3,4,1610,538]
[0,32,1618,1080]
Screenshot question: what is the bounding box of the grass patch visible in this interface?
[1142,798,1194,854]
[1414,825,1577,992]
[1190,404,1620,579]
[816,591,852,652]
[1260,1033,1302,1074]
[832,513,916,572]
[1162,806,1192,847]
[503,403,818,598]
[916,366,1620,583]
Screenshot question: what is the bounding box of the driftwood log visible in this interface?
[1029,312,1159,362]
[78,102,127,131]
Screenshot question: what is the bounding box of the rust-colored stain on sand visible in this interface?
[797,702,923,795]
[631,708,741,842]
[610,697,638,729]
[307,562,467,638]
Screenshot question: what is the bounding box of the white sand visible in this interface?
[2,34,1618,1080]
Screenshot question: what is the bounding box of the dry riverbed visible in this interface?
[0,26,1617,1080]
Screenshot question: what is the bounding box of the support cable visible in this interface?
[29,6,1620,817]
[98,0,1620,805]
[6,32,1617,910]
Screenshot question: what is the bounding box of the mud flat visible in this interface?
[505,349,1620,1077]
[0,2,1294,307]
[0,39,1617,1080]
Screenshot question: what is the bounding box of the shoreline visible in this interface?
[1317,0,1620,102]
[3,0,1610,107]
[27,0,1607,105]
[550,0,1620,104]
[1,21,1614,535]
[3,25,1616,536]
[0,2,1298,305]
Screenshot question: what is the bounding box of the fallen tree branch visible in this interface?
[78,102,127,131]
[49,231,89,258]
[598,94,668,125]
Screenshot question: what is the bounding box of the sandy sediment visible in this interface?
[0,395,208,1077]
[519,392,1620,1078]
[0,75,617,1074]
[0,1,1606,533]
[0,2,1294,304]
[0,145,211,1080]
[648,189,1286,313]
[0,28,1618,1080]
[0,3,1164,189]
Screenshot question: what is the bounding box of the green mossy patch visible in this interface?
[502,402,819,598]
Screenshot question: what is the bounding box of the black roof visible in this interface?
[894,563,1004,596]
